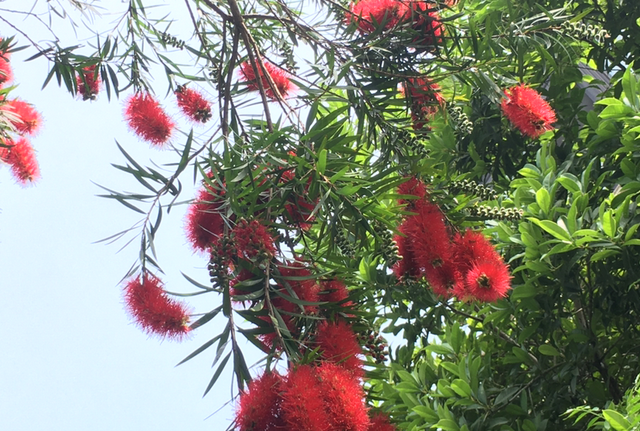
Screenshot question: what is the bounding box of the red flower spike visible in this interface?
[123,273,190,339]
[501,84,556,138]
[281,365,331,431]
[402,78,445,130]
[239,60,295,101]
[124,93,174,146]
[273,262,321,314]
[77,65,101,101]
[280,168,318,230]
[185,187,226,253]
[0,57,13,87]
[232,219,277,261]
[425,259,462,298]
[465,260,512,302]
[315,320,364,377]
[346,0,401,34]
[236,371,286,431]
[391,233,421,279]
[397,176,429,206]
[175,86,212,123]
[0,137,40,185]
[315,362,370,431]
[402,200,452,275]
[452,229,502,272]
[369,412,398,431]
[321,279,353,308]
[396,2,444,48]
[5,99,42,135]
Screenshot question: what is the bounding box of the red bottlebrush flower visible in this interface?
[280,168,318,230]
[175,85,212,123]
[315,362,370,431]
[124,92,174,146]
[0,57,13,87]
[369,412,397,431]
[0,137,40,185]
[397,176,428,206]
[401,200,452,276]
[185,187,226,253]
[397,2,444,48]
[465,260,512,302]
[450,228,505,299]
[402,78,445,130]
[501,84,556,138]
[273,262,321,314]
[321,279,353,307]
[236,371,285,431]
[232,219,277,261]
[315,320,364,377]
[76,65,101,101]
[281,365,331,431]
[425,259,462,298]
[452,228,502,272]
[123,273,190,339]
[391,233,421,279]
[4,99,42,135]
[346,0,401,34]
[239,60,295,101]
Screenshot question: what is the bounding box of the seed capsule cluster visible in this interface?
[467,205,523,221]
[449,179,498,201]
[159,31,186,49]
[561,21,610,44]
[208,236,235,286]
[405,137,430,157]
[336,229,356,258]
[359,330,389,364]
[373,222,400,266]
[448,106,473,136]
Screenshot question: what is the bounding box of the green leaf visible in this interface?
[622,67,639,110]
[529,218,572,242]
[602,209,617,238]
[536,188,551,215]
[539,344,561,356]
[433,419,460,431]
[317,149,327,175]
[494,387,520,406]
[451,379,472,397]
[603,409,632,431]
[556,173,582,193]
[202,352,231,397]
[511,284,538,299]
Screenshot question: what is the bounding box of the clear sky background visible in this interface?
[0,1,265,429]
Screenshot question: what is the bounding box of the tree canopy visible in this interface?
[2,0,640,429]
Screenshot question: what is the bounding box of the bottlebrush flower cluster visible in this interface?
[239,60,295,100]
[123,86,212,145]
[346,0,443,47]
[0,40,43,185]
[501,84,556,138]
[124,92,175,146]
[236,317,376,430]
[393,177,512,302]
[401,77,445,130]
[123,273,190,339]
[76,65,101,101]
[175,85,212,123]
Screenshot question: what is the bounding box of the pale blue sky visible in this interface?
[0,2,265,429]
